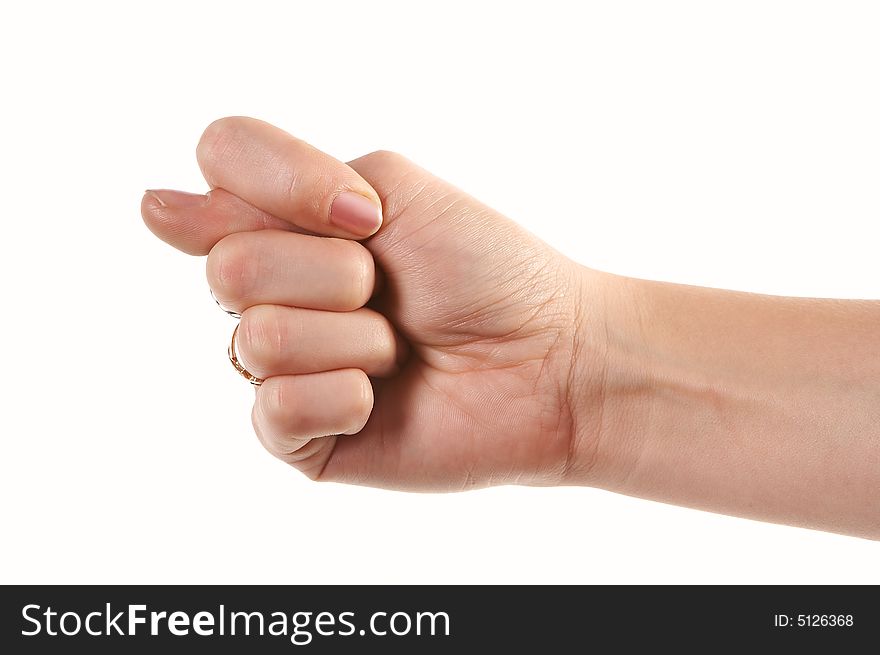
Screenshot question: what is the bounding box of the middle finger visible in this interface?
[207,229,375,313]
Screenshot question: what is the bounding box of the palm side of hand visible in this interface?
[142,118,597,492]
[323,152,586,490]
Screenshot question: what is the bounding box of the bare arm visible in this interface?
[570,274,880,539]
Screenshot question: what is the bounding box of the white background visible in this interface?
[1,1,877,584]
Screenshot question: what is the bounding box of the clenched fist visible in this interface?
[142,117,609,491]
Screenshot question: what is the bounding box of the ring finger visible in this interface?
[236,305,406,379]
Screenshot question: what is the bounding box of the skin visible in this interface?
[142,117,880,540]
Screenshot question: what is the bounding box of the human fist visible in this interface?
[142,117,612,491]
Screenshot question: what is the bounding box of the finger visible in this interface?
[237,305,407,379]
[207,229,375,313]
[252,370,373,473]
[142,187,388,300]
[197,116,383,239]
[141,187,302,256]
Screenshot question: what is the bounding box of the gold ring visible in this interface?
[211,288,241,319]
[228,324,264,386]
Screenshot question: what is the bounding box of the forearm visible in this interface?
[570,272,880,539]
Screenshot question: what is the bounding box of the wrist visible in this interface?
[562,268,657,488]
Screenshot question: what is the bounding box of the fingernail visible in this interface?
[330,191,382,237]
[145,189,166,207]
[144,189,208,208]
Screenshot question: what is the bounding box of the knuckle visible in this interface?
[265,378,287,422]
[331,239,374,309]
[369,314,400,376]
[206,233,256,305]
[353,150,424,226]
[283,168,312,215]
[259,379,294,443]
[260,379,322,448]
[362,149,407,168]
[346,370,374,431]
[239,306,285,374]
[197,116,244,166]
[254,382,314,463]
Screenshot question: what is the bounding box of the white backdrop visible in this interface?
[1,1,877,584]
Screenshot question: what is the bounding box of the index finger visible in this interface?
[196,116,383,239]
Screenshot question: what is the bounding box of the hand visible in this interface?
[144,117,880,538]
[142,117,611,491]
